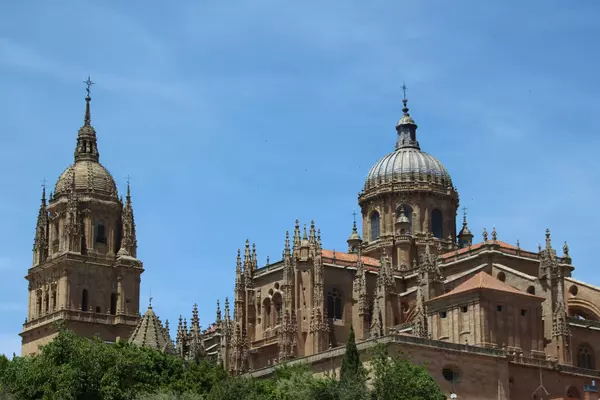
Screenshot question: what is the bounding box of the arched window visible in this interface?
[110,293,117,315]
[370,211,380,241]
[51,291,57,311]
[45,293,49,313]
[497,272,506,282]
[526,286,535,295]
[327,288,343,320]
[95,221,107,244]
[432,209,443,239]
[566,386,581,399]
[263,298,271,327]
[81,289,89,312]
[273,293,282,325]
[577,343,595,370]
[397,204,413,233]
[442,365,461,384]
[37,296,42,316]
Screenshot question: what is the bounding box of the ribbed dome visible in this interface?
[364,147,452,190]
[54,160,118,198]
[363,94,453,192]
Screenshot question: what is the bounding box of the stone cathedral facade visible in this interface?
[20,88,600,399]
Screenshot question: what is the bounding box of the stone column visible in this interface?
[117,276,124,314]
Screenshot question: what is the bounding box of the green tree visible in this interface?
[370,344,445,400]
[0,325,226,400]
[340,325,361,385]
[338,325,368,400]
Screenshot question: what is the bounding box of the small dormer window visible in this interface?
[461,306,468,313]
[497,305,503,312]
[96,222,107,244]
[440,311,447,318]
[520,309,527,316]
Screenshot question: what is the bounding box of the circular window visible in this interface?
[497,272,506,282]
[569,285,578,297]
[442,366,461,383]
[527,286,535,295]
[274,282,280,290]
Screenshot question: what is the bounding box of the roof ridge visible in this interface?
[432,271,540,301]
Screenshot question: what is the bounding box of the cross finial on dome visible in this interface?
[402,82,409,114]
[83,76,94,127]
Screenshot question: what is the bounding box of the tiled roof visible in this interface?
[439,240,519,260]
[321,249,380,267]
[128,306,175,353]
[431,271,541,301]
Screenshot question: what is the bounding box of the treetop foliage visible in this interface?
[0,327,445,400]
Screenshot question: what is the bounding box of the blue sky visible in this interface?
[1,1,599,357]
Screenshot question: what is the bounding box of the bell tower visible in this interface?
[20,79,144,355]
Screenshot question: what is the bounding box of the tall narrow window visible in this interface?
[81,289,89,312]
[327,288,343,320]
[51,291,57,311]
[110,293,117,315]
[37,296,42,317]
[273,293,282,325]
[95,222,107,244]
[370,211,380,241]
[577,343,595,370]
[432,209,443,239]
[264,299,271,328]
[45,293,49,313]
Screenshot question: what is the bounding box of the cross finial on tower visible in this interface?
[149,296,153,308]
[401,82,410,115]
[84,76,94,98]
[352,210,357,223]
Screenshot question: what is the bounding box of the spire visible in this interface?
[216,299,222,325]
[309,220,316,243]
[251,243,257,271]
[457,207,473,248]
[284,231,291,258]
[33,182,49,265]
[224,297,231,323]
[395,83,420,150]
[118,177,137,258]
[243,240,254,286]
[74,77,100,163]
[347,212,362,253]
[293,219,301,249]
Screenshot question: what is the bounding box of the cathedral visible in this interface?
[20,84,600,400]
